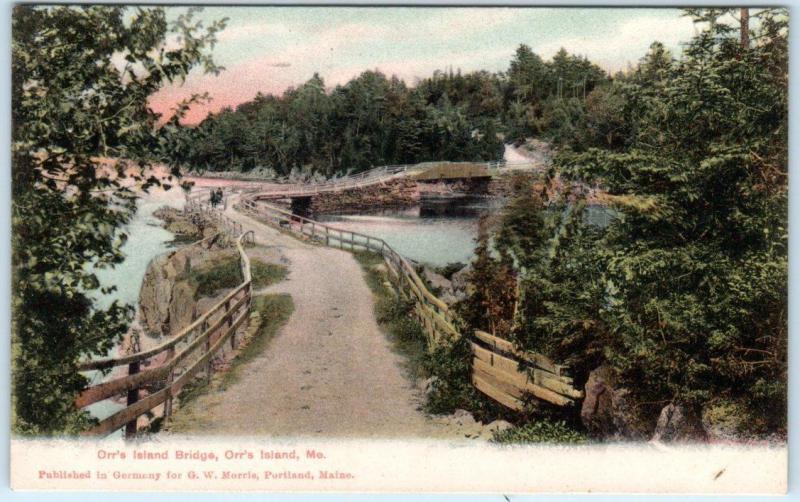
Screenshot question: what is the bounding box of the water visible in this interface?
[93,186,186,309]
[318,198,616,268]
[318,196,497,267]
[85,185,186,429]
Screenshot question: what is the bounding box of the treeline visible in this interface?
[166,47,606,177]
[456,8,788,439]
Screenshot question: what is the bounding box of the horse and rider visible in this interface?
[209,187,225,208]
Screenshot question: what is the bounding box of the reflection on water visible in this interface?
[318,196,498,267]
[318,197,616,267]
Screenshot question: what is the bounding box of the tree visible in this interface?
[557,7,788,430]
[11,5,225,434]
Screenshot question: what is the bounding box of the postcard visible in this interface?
[9,4,788,493]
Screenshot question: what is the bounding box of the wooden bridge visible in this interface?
[216,159,540,201]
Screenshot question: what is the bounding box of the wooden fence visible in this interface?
[76,222,255,438]
[237,197,582,409]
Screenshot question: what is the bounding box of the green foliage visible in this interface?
[189,255,243,299]
[250,260,289,290]
[421,337,506,422]
[504,45,607,143]
[354,251,428,381]
[172,69,504,176]
[491,420,586,444]
[455,215,519,339]
[461,8,788,435]
[11,5,224,434]
[219,294,294,390]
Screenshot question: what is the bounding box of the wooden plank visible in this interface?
[82,384,169,437]
[75,365,170,409]
[473,330,565,376]
[472,372,524,411]
[78,289,250,409]
[472,357,575,406]
[83,307,252,438]
[171,307,249,393]
[471,343,579,402]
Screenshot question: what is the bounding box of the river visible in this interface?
[85,185,186,430]
[318,195,498,267]
[318,197,614,268]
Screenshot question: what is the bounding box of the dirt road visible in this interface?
[167,197,457,438]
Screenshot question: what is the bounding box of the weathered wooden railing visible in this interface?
[76,225,254,438]
[236,197,582,409]
[237,160,542,199]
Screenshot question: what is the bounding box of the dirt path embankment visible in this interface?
[167,197,458,438]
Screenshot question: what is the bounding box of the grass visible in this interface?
[353,251,428,381]
[189,253,243,299]
[250,259,289,289]
[218,293,294,390]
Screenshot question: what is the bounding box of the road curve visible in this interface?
[166,195,458,439]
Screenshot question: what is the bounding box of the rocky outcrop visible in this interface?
[153,206,210,240]
[139,249,198,337]
[580,366,651,441]
[416,264,469,306]
[309,177,420,214]
[138,234,230,338]
[651,403,707,443]
[450,263,472,299]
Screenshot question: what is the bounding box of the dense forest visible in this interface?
[165,47,606,176]
[450,8,788,440]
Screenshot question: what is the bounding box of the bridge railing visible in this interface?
[75,212,254,438]
[236,197,583,409]
[190,159,544,202]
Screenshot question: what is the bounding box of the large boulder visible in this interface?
[422,267,452,293]
[167,281,198,336]
[139,246,205,337]
[139,253,178,336]
[651,403,707,443]
[449,264,472,299]
[580,366,651,440]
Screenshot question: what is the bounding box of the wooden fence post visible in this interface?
[202,320,211,384]
[226,299,236,349]
[124,361,140,439]
[164,347,175,422]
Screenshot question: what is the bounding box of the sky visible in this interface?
[148,7,701,124]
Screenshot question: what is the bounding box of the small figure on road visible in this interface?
[210,187,224,207]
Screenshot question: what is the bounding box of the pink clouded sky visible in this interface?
[148,7,698,125]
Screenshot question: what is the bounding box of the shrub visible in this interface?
[492,420,586,444]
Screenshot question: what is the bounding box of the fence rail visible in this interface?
[237,197,582,409]
[76,209,253,438]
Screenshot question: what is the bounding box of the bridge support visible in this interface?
[290,196,312,218]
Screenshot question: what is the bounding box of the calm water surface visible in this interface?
[318,196,499,267]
